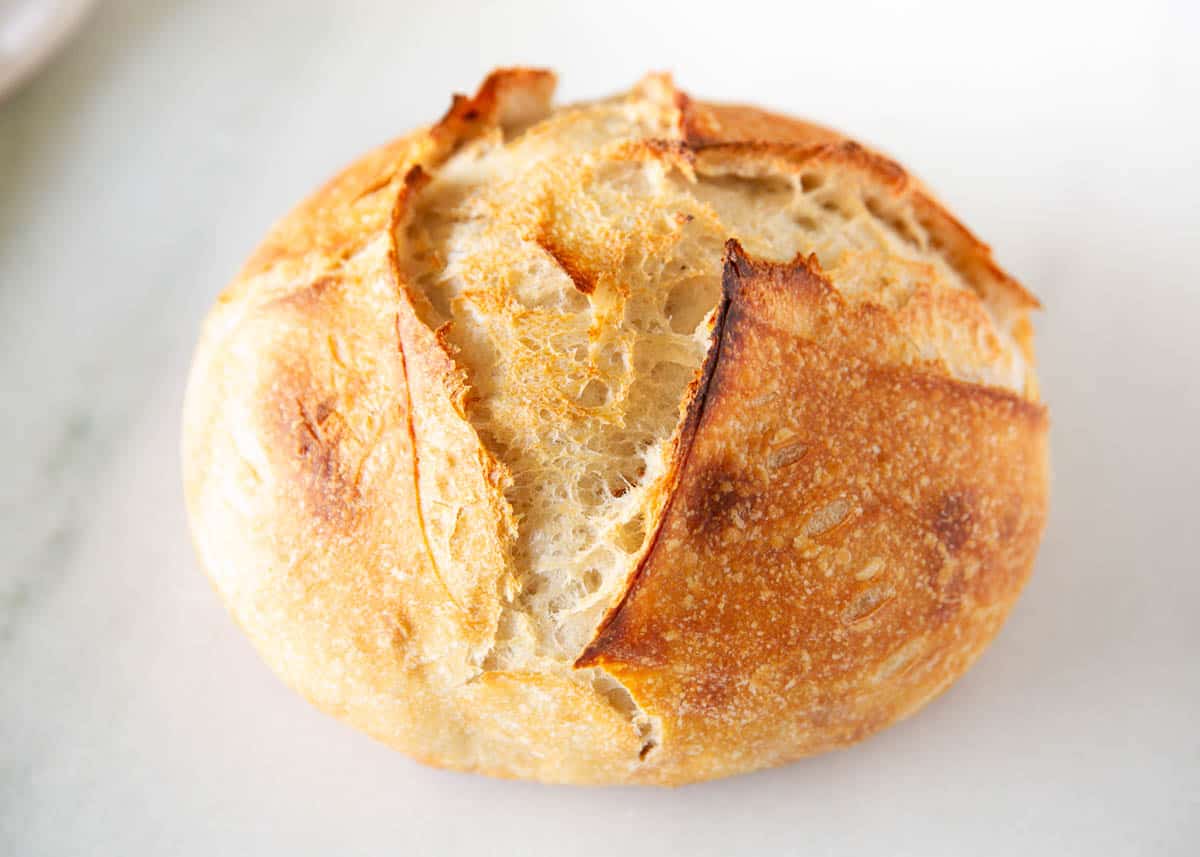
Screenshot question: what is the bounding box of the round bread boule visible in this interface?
[182,68,1048,785]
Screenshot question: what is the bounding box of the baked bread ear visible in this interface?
[182,68,1048,785]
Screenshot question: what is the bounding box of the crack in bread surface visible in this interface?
[398,88,1030,684]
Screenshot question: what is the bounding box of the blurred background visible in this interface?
[2,1,1198,854]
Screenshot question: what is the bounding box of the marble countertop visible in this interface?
[3,1,1198,854]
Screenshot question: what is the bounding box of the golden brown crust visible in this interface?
[578,243,1047,780]
[183,68,1049,785]
[679,97,846,149]
[185,68,655,784]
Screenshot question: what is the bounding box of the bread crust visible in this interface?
[577,243,1047,779]
[182,68,1048,785]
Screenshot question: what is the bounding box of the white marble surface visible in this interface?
[2,1,1198,854]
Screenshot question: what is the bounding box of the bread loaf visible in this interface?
[182,68,1048,785]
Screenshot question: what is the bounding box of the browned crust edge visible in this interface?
[680,97,1040,312]
[575,239,739,667]
[579,239,1045,667]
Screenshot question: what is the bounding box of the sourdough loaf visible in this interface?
[182,68,1048,784]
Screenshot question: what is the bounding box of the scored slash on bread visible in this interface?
[183,68,1048,784]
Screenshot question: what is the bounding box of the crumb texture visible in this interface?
[398,80,1033,672]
